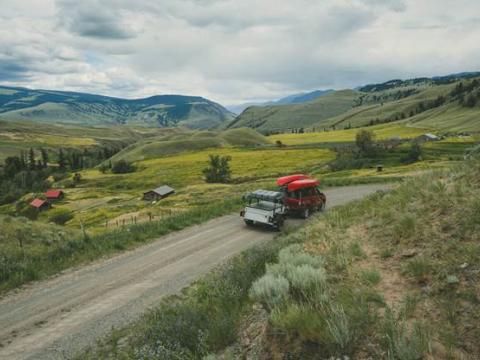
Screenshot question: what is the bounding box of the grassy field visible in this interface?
[78,161,480,359]
[269,123,429,145]
[35,146,335,230]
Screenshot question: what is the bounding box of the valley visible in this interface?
[0,72,479,360]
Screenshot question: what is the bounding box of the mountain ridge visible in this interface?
[0,85,235,129]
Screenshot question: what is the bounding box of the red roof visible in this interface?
[287,179,320,192]
[44,190,63,199]
[30,198,47,208]
[276,174,310,186]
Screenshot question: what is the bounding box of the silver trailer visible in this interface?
[240,190,286,231]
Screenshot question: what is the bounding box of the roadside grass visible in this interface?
[77,222,306,360]
[241,160,480,358]
[0,197,242,294]
[77,160,480,359]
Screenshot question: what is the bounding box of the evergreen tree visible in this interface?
[40,148,49,168]
[28,148,35,170]
[58,149,66,170]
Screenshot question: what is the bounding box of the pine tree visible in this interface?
[40,148,49,168]
[58,149,66,170]
[28,148,35,170]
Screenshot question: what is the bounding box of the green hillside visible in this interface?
[0,86,235,129]
[108,128,270,163]
[227,90,361,132]
[229,75,480,134]
[0,120,170,162]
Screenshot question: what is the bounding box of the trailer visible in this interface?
[240,190,286,230]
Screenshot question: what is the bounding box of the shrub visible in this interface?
[382,311,431,360]
[359,268,382,286]
[48,208,74,225]
[356,129,376,156]
[250,274,290,311]
[112,160,135,174]
[402,258,431,283]
[202,154,232,183]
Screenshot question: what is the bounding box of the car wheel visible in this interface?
[244,220,254,226]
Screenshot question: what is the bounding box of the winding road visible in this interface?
[0,184,389,359]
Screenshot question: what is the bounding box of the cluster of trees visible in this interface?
[330,129,423,171]
[0,149,53,205]
[450,80,480,108]
[203,155,232,183]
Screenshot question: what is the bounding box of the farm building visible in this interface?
[143,185,175,201]
[30,198,51,211]
[44,190,64,200]
[415,133,440,142]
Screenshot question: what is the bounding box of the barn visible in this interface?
[143,185,175,201]
[30,198,51,211]
[44,190,64,201]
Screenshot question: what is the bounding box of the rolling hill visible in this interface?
[228,90,360,132]
[108,127,270,163]
[229,73,480,133]
[0,86,235,129]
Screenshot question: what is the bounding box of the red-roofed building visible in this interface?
[30,198,51,211]
[44,190,64,200]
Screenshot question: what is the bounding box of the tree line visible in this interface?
[0,145,126,206]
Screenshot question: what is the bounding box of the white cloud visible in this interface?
[0,0,479,104]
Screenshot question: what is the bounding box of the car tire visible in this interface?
[244,220,254,226]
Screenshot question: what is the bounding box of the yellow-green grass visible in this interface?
[43,147,334,230]
[269,124,428,145]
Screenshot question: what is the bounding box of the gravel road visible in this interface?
[0,184,390,359]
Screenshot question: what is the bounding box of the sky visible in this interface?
[1,0,479,105]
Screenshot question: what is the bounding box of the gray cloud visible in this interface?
[0,0,479,104]
[56,0,137,39]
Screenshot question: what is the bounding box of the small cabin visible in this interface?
[415,133,439,142]
[143,185,175,201]
[30,198,51,211]
[44,190,64,201]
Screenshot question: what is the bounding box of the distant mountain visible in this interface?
[227,89,333,114]
[0,86,235,129]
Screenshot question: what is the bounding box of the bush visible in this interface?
[250,274,290,311]
[401,142,423,163]
[356,129,376,156]
[202,154,232,183]
[48,208,74,225]
[111,160,135,174]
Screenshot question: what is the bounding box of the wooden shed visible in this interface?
[30,198,51,211]
[44,190,64,201]
[143,185,175,201]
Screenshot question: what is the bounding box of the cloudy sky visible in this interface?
[1,0,479,105]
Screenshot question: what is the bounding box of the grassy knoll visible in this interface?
[80,161,480,359]
[0,120,169,161]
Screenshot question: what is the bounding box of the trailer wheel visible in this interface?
[303,208,310,219]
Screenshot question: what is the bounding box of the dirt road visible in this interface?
[0,184,389,359]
